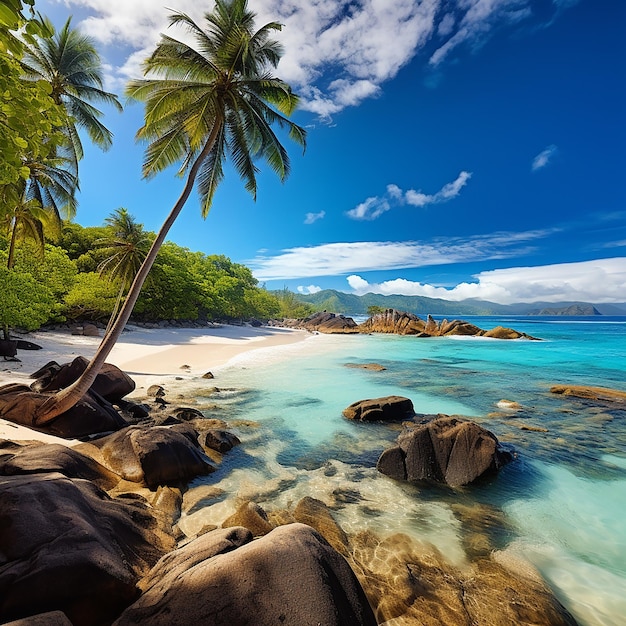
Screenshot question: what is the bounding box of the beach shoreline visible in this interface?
[0,323,310,444]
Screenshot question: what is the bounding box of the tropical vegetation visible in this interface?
[32,0,306,424]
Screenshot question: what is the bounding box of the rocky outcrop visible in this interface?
[0,383,128,439]
[359,309,539,339]
[377,415,512,486]
[204,428,241,453]
[113,524,378,626]
[77,423,215,490]
[0,440,120,490]
[221,501,274,536]
[342,396,415,422]
[271,311,360,334]
[0,472,174,626]
[30,356,135,403]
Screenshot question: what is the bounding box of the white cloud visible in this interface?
[297,284,322,294]
[249,228,555,280]
[45,0,571,115]
[346,196,391,221]
[532,144,558,171]
[347,171,471,220]
[304,210,326,225]
[430,0,533,67]
[346,258,626,304]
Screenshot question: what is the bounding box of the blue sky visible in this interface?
[38,0,626,304]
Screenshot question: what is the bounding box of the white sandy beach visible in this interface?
[0,323,309,444]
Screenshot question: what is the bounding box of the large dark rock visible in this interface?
[342,395,415,422]
[0,383,128,439]
[113,523,377,626]
[0,440,120,489]
[0,473,174,626]
[0,339,18,358]
[85,423,215,490]
[377,415,512,486]
[30,356,135,403]
[204,428,241,453]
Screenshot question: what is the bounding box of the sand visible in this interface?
[0,323,310,445]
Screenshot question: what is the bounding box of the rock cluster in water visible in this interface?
[0,356,580,625]
[270,309,540,339]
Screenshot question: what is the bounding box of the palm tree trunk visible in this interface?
[7,217,18,270]
[33,125,221,425]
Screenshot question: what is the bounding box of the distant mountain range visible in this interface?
[292,290,626,317]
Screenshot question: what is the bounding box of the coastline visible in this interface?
[0,323,310,444]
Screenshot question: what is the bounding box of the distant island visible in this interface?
[291,289,626,317]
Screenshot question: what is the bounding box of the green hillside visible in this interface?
[295,290,501,316]
[293,290,626,317]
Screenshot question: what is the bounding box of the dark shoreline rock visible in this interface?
[377,415,513,487]
[342,396,415,422]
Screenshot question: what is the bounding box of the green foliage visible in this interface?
[63,271,118,320]
[272,288,315,319]
[58,221,109,270]
[11,241,76,299]
[0,265,56,331]
[367,305,385,316]
[0,51,66,195]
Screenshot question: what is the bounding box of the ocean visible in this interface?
[178,317,626,626]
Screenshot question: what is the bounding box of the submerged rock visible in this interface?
[113,524,377,626]
[377,415,512,486]
[349,530,577,626]
[550,384,626,405]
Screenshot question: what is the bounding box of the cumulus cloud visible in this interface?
[346,257,626,304]
[249,228,554,280]
[532,144,558,171]
[347,171,471,220]
[45,0,573,115]
[304,210,325,225]
[297,285,322,294]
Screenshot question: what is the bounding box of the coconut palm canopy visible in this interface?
[126,0,306,216]
[21,16,123,164]
[34,0,306,424]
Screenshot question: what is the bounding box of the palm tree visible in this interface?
[21,16,123,168]
[0,151,78,338]
[2,152,78,270]
[32,0,306,424]
[96,208,150,334]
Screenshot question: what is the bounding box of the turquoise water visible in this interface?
[180,317,626,626]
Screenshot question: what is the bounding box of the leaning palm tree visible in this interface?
[33,0,306,424]
[96,208,150,334]
[21,16,123,168]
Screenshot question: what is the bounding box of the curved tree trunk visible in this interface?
[7,217,19,270]
[33,127,220,425]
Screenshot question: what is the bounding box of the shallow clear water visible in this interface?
[180,317,626,626]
